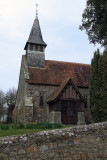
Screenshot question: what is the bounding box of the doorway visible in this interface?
[61,100,78,124]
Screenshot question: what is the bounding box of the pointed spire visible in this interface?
[24,7,47,50]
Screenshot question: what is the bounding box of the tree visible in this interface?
[6,88,16,123]
[102,50,107,120]
[80,0,107,48]
[90,49,101,122]
[0,90,6,120]
[90,49,107,122]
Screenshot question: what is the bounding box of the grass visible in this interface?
[0,128,50,137]
[0,123,71,137]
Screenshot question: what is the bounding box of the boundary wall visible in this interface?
[0,122,107,160]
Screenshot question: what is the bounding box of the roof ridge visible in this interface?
[45,60,91,66]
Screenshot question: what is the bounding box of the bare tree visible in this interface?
[6,88,17,123]
[0,90,6,119]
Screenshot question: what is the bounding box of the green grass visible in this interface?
[0,128,50,137]
[0,123,71,137]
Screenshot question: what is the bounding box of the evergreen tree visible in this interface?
[90,49,107,122]
[80,0,107,47]
[101,50,107,121]
[97,54,103,121]
[90,49,101,122]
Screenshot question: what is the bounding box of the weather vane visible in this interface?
[36,3,38,18]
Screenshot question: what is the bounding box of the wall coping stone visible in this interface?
[0,122,107,145]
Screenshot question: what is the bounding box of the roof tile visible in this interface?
[28,60,91,87]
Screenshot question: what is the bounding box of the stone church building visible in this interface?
[13,14,92,125]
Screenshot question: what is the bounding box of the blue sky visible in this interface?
[0,0,103,92]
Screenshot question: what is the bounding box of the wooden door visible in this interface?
[61,100,78,124]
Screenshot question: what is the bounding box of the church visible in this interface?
[13,11,92,125]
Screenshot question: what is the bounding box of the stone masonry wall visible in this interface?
[25,83,58,123]
[0,122,107,160]
[13,53,58,124]
[25,85,92,124]
[13,56,26,123]
[79,87,93,123]
[16,55,29,106]
[13,55,29,124]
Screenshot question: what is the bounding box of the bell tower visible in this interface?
[24,4,47,68]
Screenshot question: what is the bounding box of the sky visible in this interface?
[0,0,103,92]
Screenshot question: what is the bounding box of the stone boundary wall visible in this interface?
[0,122,107,160]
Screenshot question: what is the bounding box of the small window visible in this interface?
[39,92,44,106]
[30,44,33,51]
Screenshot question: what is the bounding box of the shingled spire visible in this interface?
[24,18,47,50]
[24,5,47,68]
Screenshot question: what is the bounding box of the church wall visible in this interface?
[15,82,92,124]
[78,87,89,104]
[13,56,30,124]
[24,84,91,124]
[16,56,26,105]
[78,87,93,123]
[13,56,26,124]
[24,83,58,123]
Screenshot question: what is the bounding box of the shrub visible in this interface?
[37,123,51,129]
[0,124,9,130]
[52,123,63,129]
[25,124,39,129]
[37,123,63,129]
[17,124,25,129]
[25,122,63,129]
[10,124,18,129]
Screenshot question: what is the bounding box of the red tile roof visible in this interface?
[28,60,90,87]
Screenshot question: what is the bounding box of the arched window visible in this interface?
[40,95,44,106]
